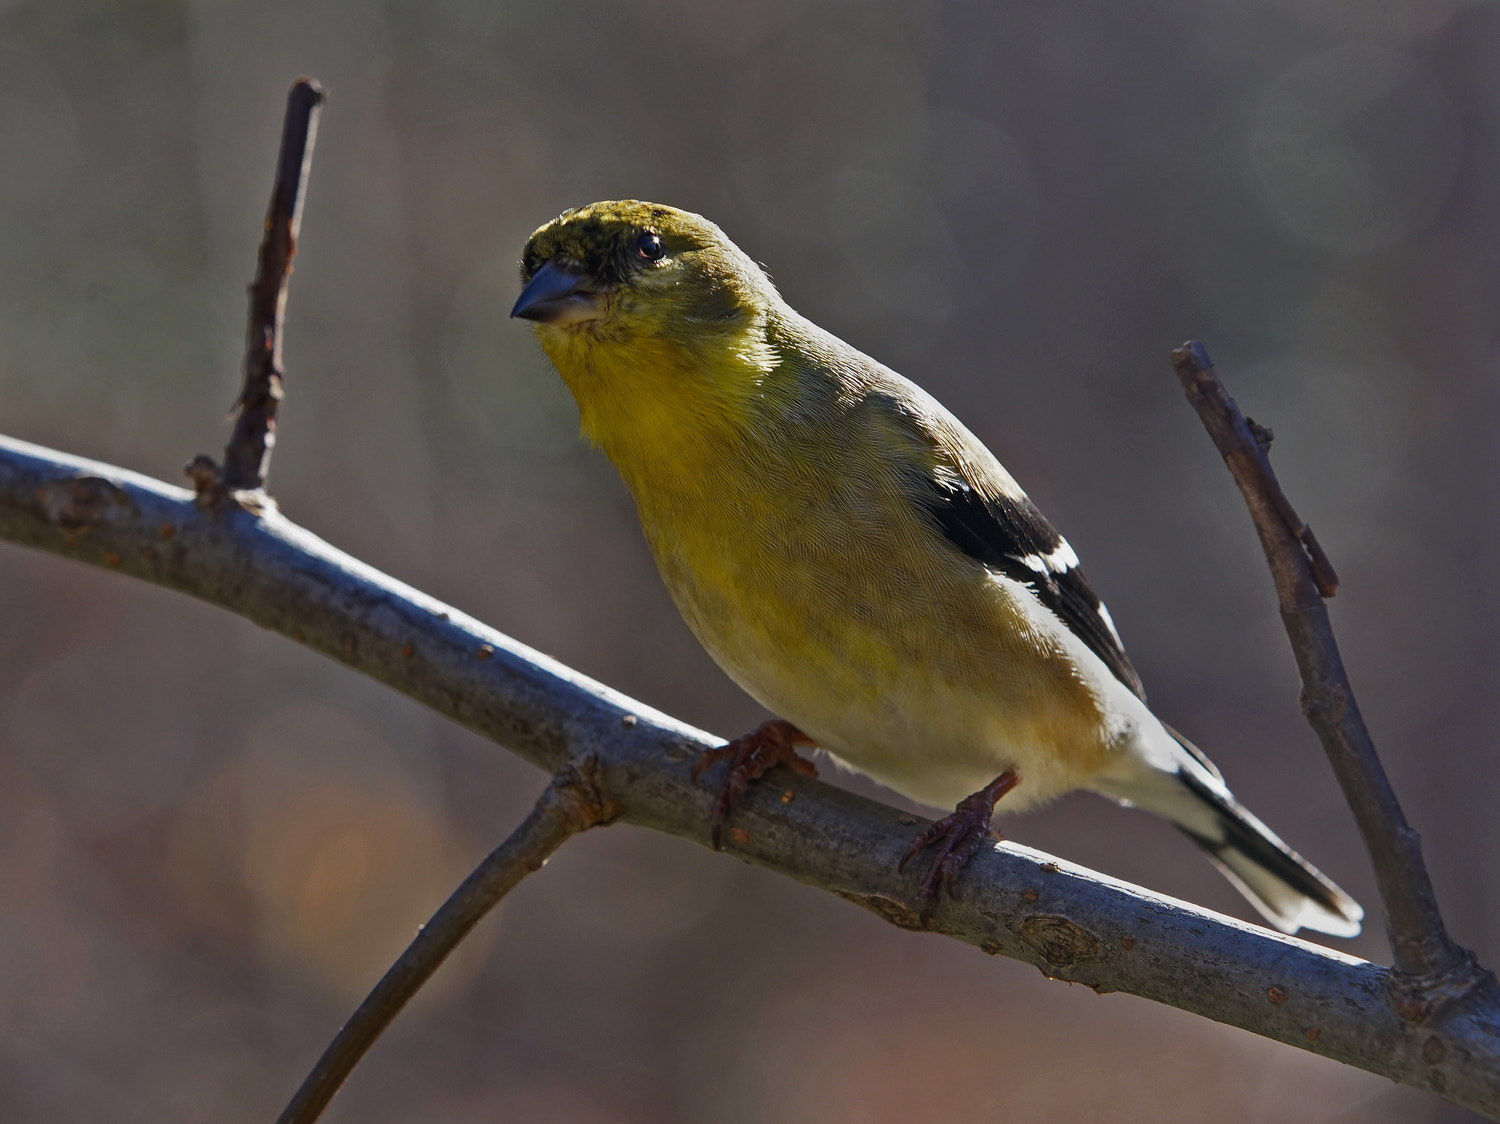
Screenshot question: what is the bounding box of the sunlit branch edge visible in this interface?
[1,433,1497,1118]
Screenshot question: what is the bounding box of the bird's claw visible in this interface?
[899,769,1020,914]
[693,719,816,849]
[899,805,998,911]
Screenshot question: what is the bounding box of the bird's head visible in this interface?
[512,200,773,341]
[511,201,784,457]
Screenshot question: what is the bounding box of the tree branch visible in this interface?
[215,77,324,493]
[1170,343,1488,1013]
[3,432,1500,1117]
[276,757,618,1124]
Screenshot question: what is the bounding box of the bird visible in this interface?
[510,199,1363,938]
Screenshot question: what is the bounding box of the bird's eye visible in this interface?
[635,232,664,262]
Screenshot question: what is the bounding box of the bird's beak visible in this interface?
[510,258,606,325]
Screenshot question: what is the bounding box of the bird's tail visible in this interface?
[1097,728,1364,938]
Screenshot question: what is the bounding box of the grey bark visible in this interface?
[3,433,1499,1117]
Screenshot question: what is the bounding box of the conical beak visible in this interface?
[510,258,606,325]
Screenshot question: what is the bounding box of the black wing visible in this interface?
[914,472,1146,700]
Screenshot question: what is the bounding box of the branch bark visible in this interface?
[3,433,1499,1117]
[276,757,618,1124]
[216,77,324,492]
[1171,343,1487,1014]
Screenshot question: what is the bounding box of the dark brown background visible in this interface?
[0,1,1495,1120]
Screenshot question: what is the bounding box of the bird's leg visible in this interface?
[692,719,818,849]
[899,768,1020,912]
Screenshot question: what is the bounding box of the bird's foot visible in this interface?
[899,769,1020,913]
[693,719,817,849]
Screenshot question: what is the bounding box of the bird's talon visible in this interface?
[694,719,816,848]
[902,769,1020,909]
[691,742,738,783]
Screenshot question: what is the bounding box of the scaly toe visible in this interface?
[694,719,816,849]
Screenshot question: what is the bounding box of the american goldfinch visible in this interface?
[511,200,1363,938]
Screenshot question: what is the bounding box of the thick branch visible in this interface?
[219,78,324,491]
[277,757,618,1124]
[2,433,1500,1116]
[1170,343,1481,1006]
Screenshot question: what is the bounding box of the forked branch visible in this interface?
[3,433,1500,1116]
[1171,342,1489,1013]
[0,83,1498,1122]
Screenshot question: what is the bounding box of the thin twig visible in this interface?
[218,77,325,492]
[1170,342,1487,1011]
[276,757,618,1124]
[4,433,1500,1116]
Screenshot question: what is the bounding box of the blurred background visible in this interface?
[0,0,1496,1120]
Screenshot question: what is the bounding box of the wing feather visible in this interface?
[862,384,1145,700]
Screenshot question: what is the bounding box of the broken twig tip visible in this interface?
[291,76,326,104]
[1171,340,1214,376]
[217,78,326,495]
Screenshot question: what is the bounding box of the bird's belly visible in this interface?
[650,530,1116,813]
